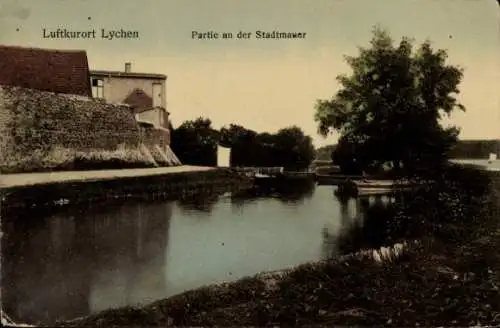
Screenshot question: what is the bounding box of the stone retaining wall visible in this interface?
[0,85,177,173]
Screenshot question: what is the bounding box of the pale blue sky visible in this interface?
[1,0,499,147]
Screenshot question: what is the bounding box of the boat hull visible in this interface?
[354,180,413,190]
[315,174,364,185]
[336,179,415,198]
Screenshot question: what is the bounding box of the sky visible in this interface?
[1,0,499,147]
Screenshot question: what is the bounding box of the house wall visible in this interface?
[138,108,161,126]
[90,75,170,130]
[136,108,170,130]
[92,76,166,109]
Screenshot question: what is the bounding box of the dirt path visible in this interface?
[0,165,215,189]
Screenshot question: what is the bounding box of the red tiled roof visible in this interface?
[0,45,91,97]
[124,88,153,111]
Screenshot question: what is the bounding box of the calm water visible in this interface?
[2,183,375,324]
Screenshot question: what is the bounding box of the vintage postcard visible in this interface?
[0,0,499,326]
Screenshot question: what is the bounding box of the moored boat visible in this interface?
[336,178,415,198]
[356,188,395,196]
[315,174,364,185]
[353,179,413,189]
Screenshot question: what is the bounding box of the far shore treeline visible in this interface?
[315,139,500,162]
[170,116,500,171]
[170,117,315,170]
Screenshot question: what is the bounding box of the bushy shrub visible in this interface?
[335,164,498,255]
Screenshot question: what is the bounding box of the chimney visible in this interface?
[124,62,131,73]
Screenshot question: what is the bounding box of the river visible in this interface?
[1,181,389,325]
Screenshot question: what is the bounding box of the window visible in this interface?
[91,78,104,98]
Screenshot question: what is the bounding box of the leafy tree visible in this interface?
[174,119,315,169]
[315,144,336,161]
[331,136,364,175]
[171,117,219,166]
[314,26,465,176]
[220,124,315,169]
[255,132,278,166]
[220,124,259,166]
[274,126,315,170]
[219,124,247,147]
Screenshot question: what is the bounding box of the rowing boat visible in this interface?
[354,180,413,190]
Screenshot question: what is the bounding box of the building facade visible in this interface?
[89,63,170,130]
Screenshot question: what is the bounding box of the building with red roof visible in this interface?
[90,63,170,131]
[0,45,91,97]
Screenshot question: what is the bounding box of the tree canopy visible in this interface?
[171,119,315,169]
[171,117,219,166]
[314,26,465,176]
[220,124,315,170]
[315,145,336,161]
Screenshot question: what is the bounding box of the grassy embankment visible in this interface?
[57,164,500,327]
[0,86,178,174]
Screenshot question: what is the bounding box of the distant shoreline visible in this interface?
[451,159,500,171]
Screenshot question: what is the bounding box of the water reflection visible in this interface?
[89,202,172,312]
[3,182,360,325]
[325,192,404,256]
[232,178,316,205]
[177,192,221,214]
[2,201,172,324]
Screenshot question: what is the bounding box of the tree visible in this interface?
[315,145,336,161]
[219,124,247,147]
[220,124,259,166]
[274,126,316,170]
[331,136,364,175]
[219,124,315,169]
[171,117,219,166]
[255,132,277,166]
[314,26,465,176]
